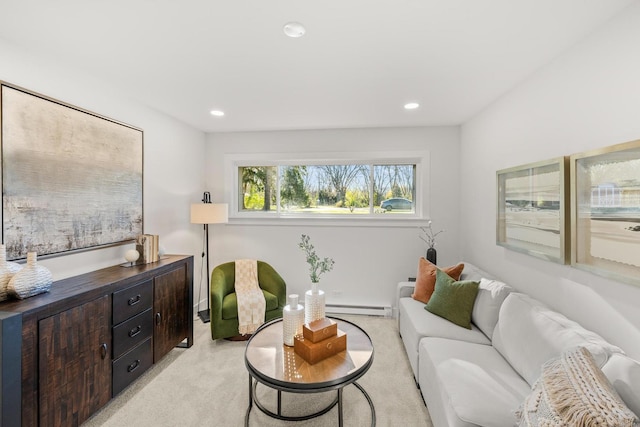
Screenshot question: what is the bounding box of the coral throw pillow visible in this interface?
[411,258,464,304]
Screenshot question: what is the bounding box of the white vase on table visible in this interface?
[304,283,325,325]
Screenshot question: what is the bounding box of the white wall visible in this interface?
[205,127,460,311]
[0,39,206,282]
[460,2,640,359]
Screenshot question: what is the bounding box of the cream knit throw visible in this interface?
[517,346,639,427]
[234,259,265,335]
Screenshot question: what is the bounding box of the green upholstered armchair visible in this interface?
[210,260,287,340]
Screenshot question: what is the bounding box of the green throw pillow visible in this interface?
[425,268,480,329]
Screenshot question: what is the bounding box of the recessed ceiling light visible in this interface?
[210,110,225,117]
[404,102,420,110]
[283,22,306,38]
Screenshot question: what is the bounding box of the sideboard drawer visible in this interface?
[112,308,153,359]
[113,280,153,324]
[112,338,153,397]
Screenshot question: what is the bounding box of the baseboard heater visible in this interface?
[325,303,392,318]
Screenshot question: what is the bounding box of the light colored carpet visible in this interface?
[84,315,432,426]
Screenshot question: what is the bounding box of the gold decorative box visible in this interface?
[293,329,347,365]
[303,317,338,343]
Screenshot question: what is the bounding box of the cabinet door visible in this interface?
[38,295,111,427]
[153,265,188,362]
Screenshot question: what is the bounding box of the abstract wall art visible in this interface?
[1,83,143,260]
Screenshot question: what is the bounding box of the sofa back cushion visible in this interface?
[602,353,640,418]
[471,278,512,339]
[492,292,623,386]
[459,262,493,282]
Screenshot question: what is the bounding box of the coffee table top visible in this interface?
[245,317,374,392]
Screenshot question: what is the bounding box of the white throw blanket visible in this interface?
[234,259,266,335]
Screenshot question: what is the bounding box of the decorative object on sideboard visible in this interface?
[135,234,160,264]
[7,252,53,299]
[419,220,445,265]
[0,244,22,301]
[282,294,305,346]
[190,191,229,323]
[298,234,334,324]
[123,249,140,267]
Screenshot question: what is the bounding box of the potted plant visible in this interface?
[299,234,335,292]
[298,234,335,323]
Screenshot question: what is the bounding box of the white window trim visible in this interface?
[224,150,430,227]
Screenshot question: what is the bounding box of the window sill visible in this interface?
[226,216,429,228]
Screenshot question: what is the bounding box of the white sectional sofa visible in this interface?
[397,262,640,427]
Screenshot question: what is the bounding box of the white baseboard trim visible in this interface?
[325,303,392,317]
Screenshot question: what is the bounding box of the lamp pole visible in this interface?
[199,192,212,323]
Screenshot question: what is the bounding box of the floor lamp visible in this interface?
[190,192,228,323]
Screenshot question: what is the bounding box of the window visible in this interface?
[229,151,428,221]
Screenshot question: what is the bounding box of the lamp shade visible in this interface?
[190,203,229,224]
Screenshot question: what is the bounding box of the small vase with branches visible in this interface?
[419,221,445,264]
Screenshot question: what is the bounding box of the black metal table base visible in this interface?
[245,376,376,426]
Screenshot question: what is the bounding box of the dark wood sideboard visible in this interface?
[0,254,194,427]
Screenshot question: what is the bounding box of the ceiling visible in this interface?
[0,0,636,133]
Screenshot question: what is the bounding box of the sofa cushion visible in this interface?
[492,293,624,386]
[471,278,513,339]
[419,337,531,427]
[459,262,494,282]
[398,297,490,378]
[412,258,464,303]
[517,347,639,426]
[425,268,479,329]
[603,353,640,418]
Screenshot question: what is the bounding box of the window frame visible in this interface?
[224,150,430,226]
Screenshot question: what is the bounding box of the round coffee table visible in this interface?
[244,317,375,426]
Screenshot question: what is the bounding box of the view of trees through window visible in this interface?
[239,163,416,215]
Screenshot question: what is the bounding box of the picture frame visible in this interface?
[1,82,143,261]
[496,157,569,264]
[570,139,640,287]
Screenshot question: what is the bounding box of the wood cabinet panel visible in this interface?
[38,295,111,427]
[153,265,189,362]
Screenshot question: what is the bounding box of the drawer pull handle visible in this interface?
[128,325,142,338]
[100,343,108,360]
[128,294,141,306]
[156,312,161,325]
[127,359,141,373]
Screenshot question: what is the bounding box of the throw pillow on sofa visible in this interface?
[517,346,639,427]
[471,278,513,339]
[411,257,464,304]
[425,268,479,329]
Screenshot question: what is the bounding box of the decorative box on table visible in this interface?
[303,317,338,343]
[294,318,347,364]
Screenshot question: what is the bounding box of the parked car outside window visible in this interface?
[380,198,413,211]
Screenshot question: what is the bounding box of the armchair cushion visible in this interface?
[222,290,278,320]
